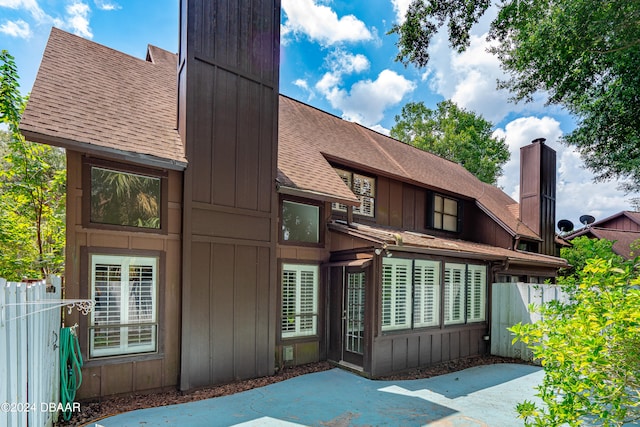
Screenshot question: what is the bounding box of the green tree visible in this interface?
[390,100,509,184]
[510,258,640,426]
[390,0,640,190]
[559,235,624,280]
[0,50,66,280]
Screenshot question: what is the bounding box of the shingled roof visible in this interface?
[277,96,538,240]
[21,28,539,241]
[21,28,185,170]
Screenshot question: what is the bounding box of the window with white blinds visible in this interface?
[281,264,318,338]
[413,260,440,327]
[381,259,412,331]
[331,168,375,217]
[444,263,466,325]
[90,255,158,357]
[466,264,487,322]
[381,259,486,331]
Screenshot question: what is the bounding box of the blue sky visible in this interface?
[1,0,636,228]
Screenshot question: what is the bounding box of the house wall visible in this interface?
[275,199,332,367]
[602,216,640,231]
[178,0,281,390]
[352,175,514,248]
[64,150,182,399]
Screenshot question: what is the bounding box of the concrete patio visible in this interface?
[95,363,544,426]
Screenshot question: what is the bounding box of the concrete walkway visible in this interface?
[96,364,544,426]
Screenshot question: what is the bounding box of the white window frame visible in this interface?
[444,262,466,325]
[281,264,319,338]
[89,254,158,358]
[413,260,440,328]
[466,264,487,322]
[381,258,412,331]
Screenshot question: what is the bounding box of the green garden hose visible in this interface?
[59,326,83,421]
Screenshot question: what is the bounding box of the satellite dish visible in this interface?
[579,215,596,226]
[557,219,574,233]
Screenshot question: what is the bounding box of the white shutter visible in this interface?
[413,260,440,327]
[331,169,352,212]
[90,255,158,357]
[444,263,466,325]
[381,258,411,331]
[281,264,318,338]
[353,173,375,217]
[466,265,486,322]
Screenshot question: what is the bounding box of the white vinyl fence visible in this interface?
[0,277,62,427]
[491,282,567,361]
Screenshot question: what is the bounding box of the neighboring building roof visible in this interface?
[328,221,567,269]
[20,28,186,170]
[21,28,539,242]
[564,211,640,259]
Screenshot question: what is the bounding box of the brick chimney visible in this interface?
[520,138,557,256]
[178,0,281,391]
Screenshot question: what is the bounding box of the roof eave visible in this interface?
[21,128,187,171]
[277,184,360,206]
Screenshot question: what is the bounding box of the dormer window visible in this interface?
[331,168,375,217]
[430,194,460,232]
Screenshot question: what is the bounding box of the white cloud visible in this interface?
[391,0,412,24]
[281,0,373,45]
[65,1,92,38]
[93,0,120,11]
[317,69,415,127]
[494,116,633,226]
[0,19,30,38]
[0,0,47,23]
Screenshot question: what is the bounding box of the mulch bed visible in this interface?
[57,355,533,426]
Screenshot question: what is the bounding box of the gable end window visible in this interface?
[89,254,158,358]
[431,194,460,232]
[331,168,375,217]
[83,158,168,233]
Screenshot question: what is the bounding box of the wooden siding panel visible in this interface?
[415,190,426,232]
[419,334,431,366]
[459,329,470,358]
[431,334,442,363]
[191,208,271,241]
[211,243,236,384]
[258,87,276,212]
[191,60,213,204]
[236,79,261,210]
[255,246,273,376]
[392,337,408,371]
[188,242,212,387]
[389,180,403,228]
[402,185,415,230]
[376,176,390,226]
[407,336,420,368]
[102,364,133,396]
[134,359,163,392]
[234,245,258,379]
[212,69,237,207]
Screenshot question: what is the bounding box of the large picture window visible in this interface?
[331,168,375,217]
[89,254,158,357]
[84,158,167,232]
[281,264,318,338]
[444,263,487,325]
[381,258,486,332]
[281,200,320,244]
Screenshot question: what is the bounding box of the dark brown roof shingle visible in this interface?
[20,28,185,169]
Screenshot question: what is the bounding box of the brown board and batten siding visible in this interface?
[63,151,183,399]
[178,0,281,390]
